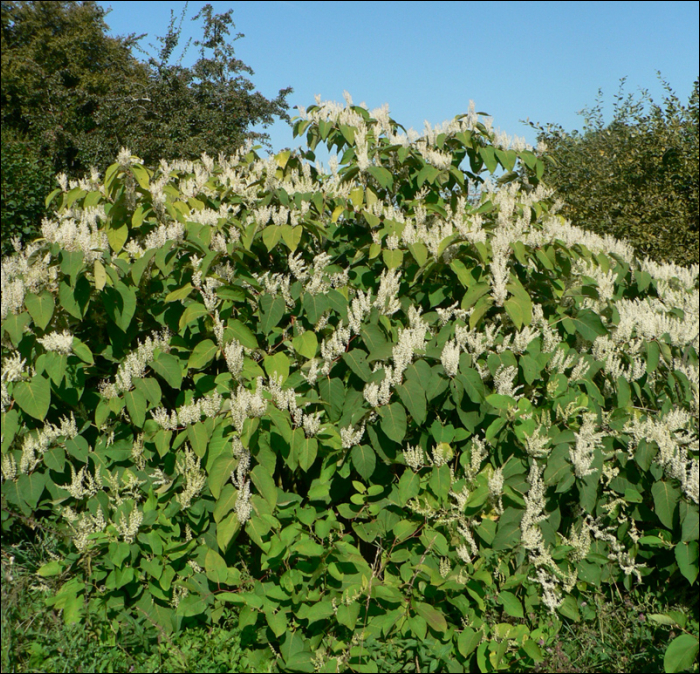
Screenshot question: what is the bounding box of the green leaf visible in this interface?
[178,302,209,331]
[37,560,65,577]
[25,292,55,330]
[293,429,318,472]
[646,341,661,373]
[351,445,376,480]
[217,512,240,554]
[102,282,136,332]
[262,225,282,252]
[293,331,318,359]
[260,294,285,334]
[492,507,523,551]
[2,312,32,346]
[429,465,451,502]
[398,470,421,505]
[409,242,428,267]
[498,591,524,618]
[187,421,210,457]
[302,599,335,625]
[367,165,394,189]
[393,519,419,542]
[107,221,129,253]
[396,378,427,425]
[250,465,278,509]
[504,297,523,329]
[361,325,393,361]
[414,602,447,634]
[150,353,182,389]
[664,634,698,673]
[571,309,608,342]
[176,594,207,618]
[264,352,290,384]
[674,542,699,585]
[165,283,194,303]
[382,249,403,269]
[124,388,147,428]
[188,339,217,370]
[337,602,361,630]
[343,350,372,381]
[479,146,498,173]
[652,480,681,530]
[681,507,699,542]
[229,320,258,349]
[378,403,407,442]
[71,338,93,364]
[205,549,228,584]
[458,628,482,658]
[209,454,237,500]
[280,225,303,252]
[13,375,51,420]
[303,293,329,324]
[265,610,287,637]
[456,369,486,404]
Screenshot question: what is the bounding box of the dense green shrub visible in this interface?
[1,1,293,253]
[0,126,59,258]
[1,93,698,673]
[524,75,699,268]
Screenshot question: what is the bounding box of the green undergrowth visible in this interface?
[2,518,697,673]
[1,93,698,673]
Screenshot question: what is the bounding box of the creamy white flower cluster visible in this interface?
[569,411,605,479]
[267,373,309,429]
[175,443,207,510]
[612,296,699,351]
[151,391,223,430]
[286,251,348,297]
[36,329,74,355]
[520,460,573,613]
[7,414,79,478]
[64,461,102,500]
[61,505,107,552]
[230,436,252,524]
[40,206,109,264]
[320,320,351,377]
[488,466,504,514]
[1,352,28,414]
[105,328,172,396]
[2,241,58,320]
[363,369,393,407]
[373,268,402,316]
[114,504,144,544]
[341,422,366,449]
[388,306,431,385]
[623,408,699,504]
[228,380,268,432]
[572,258,619,305]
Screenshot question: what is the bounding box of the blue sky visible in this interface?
[96,0,699,167]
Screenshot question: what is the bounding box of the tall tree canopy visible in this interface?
[524,74,698,268]
[1,1,293,256]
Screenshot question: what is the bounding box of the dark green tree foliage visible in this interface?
[1,1,293,256]
[525,75,699,268]
[1,126,58,255]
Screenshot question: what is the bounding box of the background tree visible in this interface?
[523,74,699,268]
[1,1,293,256]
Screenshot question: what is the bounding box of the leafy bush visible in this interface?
[524,75,699,269]
[1,93,698,673]
[0,126,59,258]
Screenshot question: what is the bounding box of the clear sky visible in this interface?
[95,0,699,167]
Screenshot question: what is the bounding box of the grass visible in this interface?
[2,513,698,673]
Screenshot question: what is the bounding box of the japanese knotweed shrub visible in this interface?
[1,93,698,673]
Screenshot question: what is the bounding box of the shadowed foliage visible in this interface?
[1,0,293,256]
